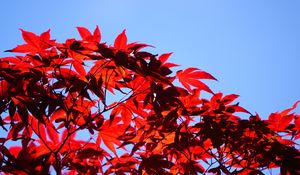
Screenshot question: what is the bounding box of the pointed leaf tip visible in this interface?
[76,26,92,40]
[114,29,127,50]
[177,68,216,93]
[159,52,173,63]
[93,25,101,42]
[19,29,40,49]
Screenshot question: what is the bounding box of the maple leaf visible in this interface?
[7,29,55,53]
[96,117,124,154]
[267,113,294,131]
[267,101,300,132]
[76,25,101,42]
[158,52,179,68]
[176,67,216,93]
[126,42,151,52]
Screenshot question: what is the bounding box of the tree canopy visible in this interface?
[0,26,299,175]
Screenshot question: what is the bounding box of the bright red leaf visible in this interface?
[176,67,216,93]
[114,29,127,50]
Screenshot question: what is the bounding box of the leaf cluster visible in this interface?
[0,26,299,175]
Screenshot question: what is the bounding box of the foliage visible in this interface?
[0,26,299,175]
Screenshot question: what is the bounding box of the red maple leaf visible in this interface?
[176,67,216,93]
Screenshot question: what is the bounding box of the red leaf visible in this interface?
[163,62,179,68]
[126,42,151,51]
[232,105,250,114]
[50,109,66,122]
[158,52,179,68]
[277,138,295,145]
[40,29,51,41]
[31,117,47,141]
[222,94,239,104]
[93,25,101,42]
[278,114,294,131]
[7,29,53,53]
[16,103,28,124]
[46,122,59,143]
[39,29,52,49]
[54,68,77,79]
[177,68,216,93]
[7,44,37,53]
[7,122,25,140]
[9,146,22,158]
[267,101,300,131]
[281,100,300,116]
[61,126,76,142]
[111,104,132,126]
[72,61,86,76]
[268,113,294,131]
[114,29,127,50]
[96,117,124,154]
[77,26,92,40]
[20,29,40,49]
[76,26,101,42]
[159,53,173,64]
[187,67,216,80]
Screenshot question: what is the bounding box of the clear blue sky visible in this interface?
[1,0,299,118]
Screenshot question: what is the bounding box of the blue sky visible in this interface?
[1,0,299,118]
